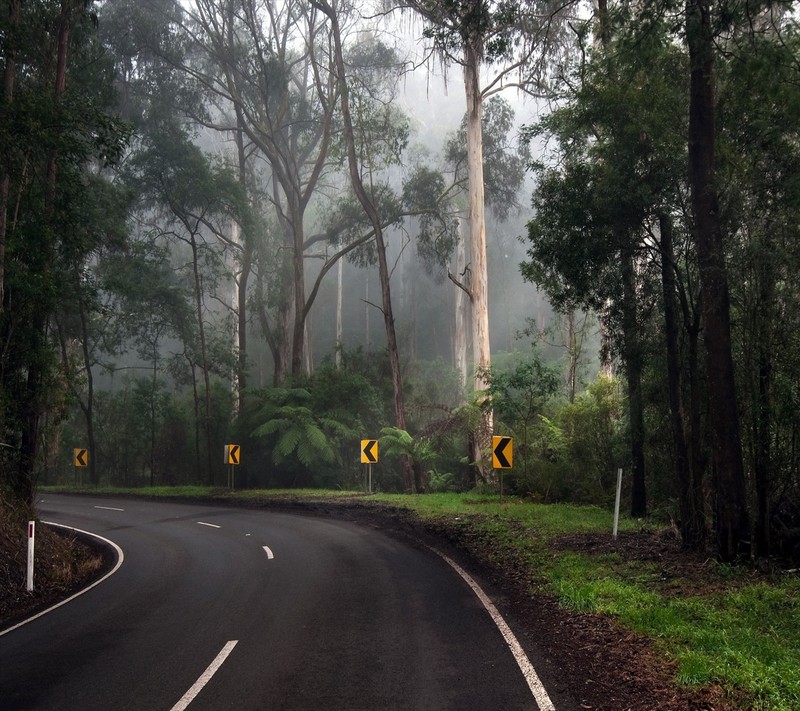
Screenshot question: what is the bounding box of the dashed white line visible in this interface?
[262,545,274,559]
[196,522,221,529]
[169,640,238,711]
[94,505,125,512]
[431,547,556,711]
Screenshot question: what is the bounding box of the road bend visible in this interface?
[0,495,568,710]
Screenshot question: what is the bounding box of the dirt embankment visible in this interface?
[0,497,105,630]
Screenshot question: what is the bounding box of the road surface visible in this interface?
[0,495,565,710]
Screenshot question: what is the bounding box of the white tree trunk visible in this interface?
[454,216,469,397]
[365,274,371,350]
[335,257,343,368]
[464,46,490,394]
[229,219,241,415]
[304,316,313,376]
[464,43,493,482]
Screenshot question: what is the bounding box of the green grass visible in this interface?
[546,551,800,710]
[41,486,800,709]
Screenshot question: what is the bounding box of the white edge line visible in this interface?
[0,522,125,638]
[94,505,125,512]
[262,545,274,560]
[197,521,221,529]
[430,547,556,711]
[170,640,238,711]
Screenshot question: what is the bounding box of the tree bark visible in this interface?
[335,258,343,368]
[453,218,469,393]
[189,233,215,485]
[15,0,74,506]
[233,118,250,413]
[621,246,646,517]
[464,40,494,485]
[77,294,98,487]
[686,0,750,562]
[754,232,774,558]
[0,0,20,313]
[660,213,706,548]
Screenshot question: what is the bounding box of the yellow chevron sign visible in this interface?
[226,444,240,465]
[492,436,513,469]
[74,448,89,468]
[361,439,378,464]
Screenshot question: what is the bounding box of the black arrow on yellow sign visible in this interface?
[74,448,88,467]
[361,439,378,464]
[492,436,513,469]
[226,444,240,465]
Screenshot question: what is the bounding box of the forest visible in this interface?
[1,0,799,564]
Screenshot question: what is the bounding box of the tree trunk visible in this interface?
[0,0,20,313]
[190,357,202,484]
[233,119,250,413]
[150,346,158,487]
[237,239,252,410]
[15,0,74,506]
[621,246,646,517]
[189,233,215,485]
[317,0,414,491]
[335,258,343,368]
[686,0,750,562]
[290,198,307,377]
[77,295,98,487]
[754,233,774,558]
[660,213,705,548]
[565,311,577,403]
[453,217,469,393]
[464,41,493,485]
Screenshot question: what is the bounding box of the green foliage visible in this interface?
[379,426,436,467]
[427,470,459,493]
[0,0,133,504]
[236,359,388,488]
[522,18,687,316]
[249,387,355,473]
[553,375,625,503]
[483,350,561,428]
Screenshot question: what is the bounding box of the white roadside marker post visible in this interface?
[613,467,623,539]
[26,520,35,592]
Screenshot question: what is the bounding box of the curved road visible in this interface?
[0,495,565,710]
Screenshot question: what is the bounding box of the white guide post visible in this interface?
[613,468,623,539]
[26,520,35,592]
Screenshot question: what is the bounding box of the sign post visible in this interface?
[225,444,240,489]
[26,520,35,592]
[361,439,378,493]
[492,436,513,502]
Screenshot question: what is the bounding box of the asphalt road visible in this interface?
[0,495,562,710]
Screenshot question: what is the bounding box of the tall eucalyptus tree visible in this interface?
[391,0,574,479]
